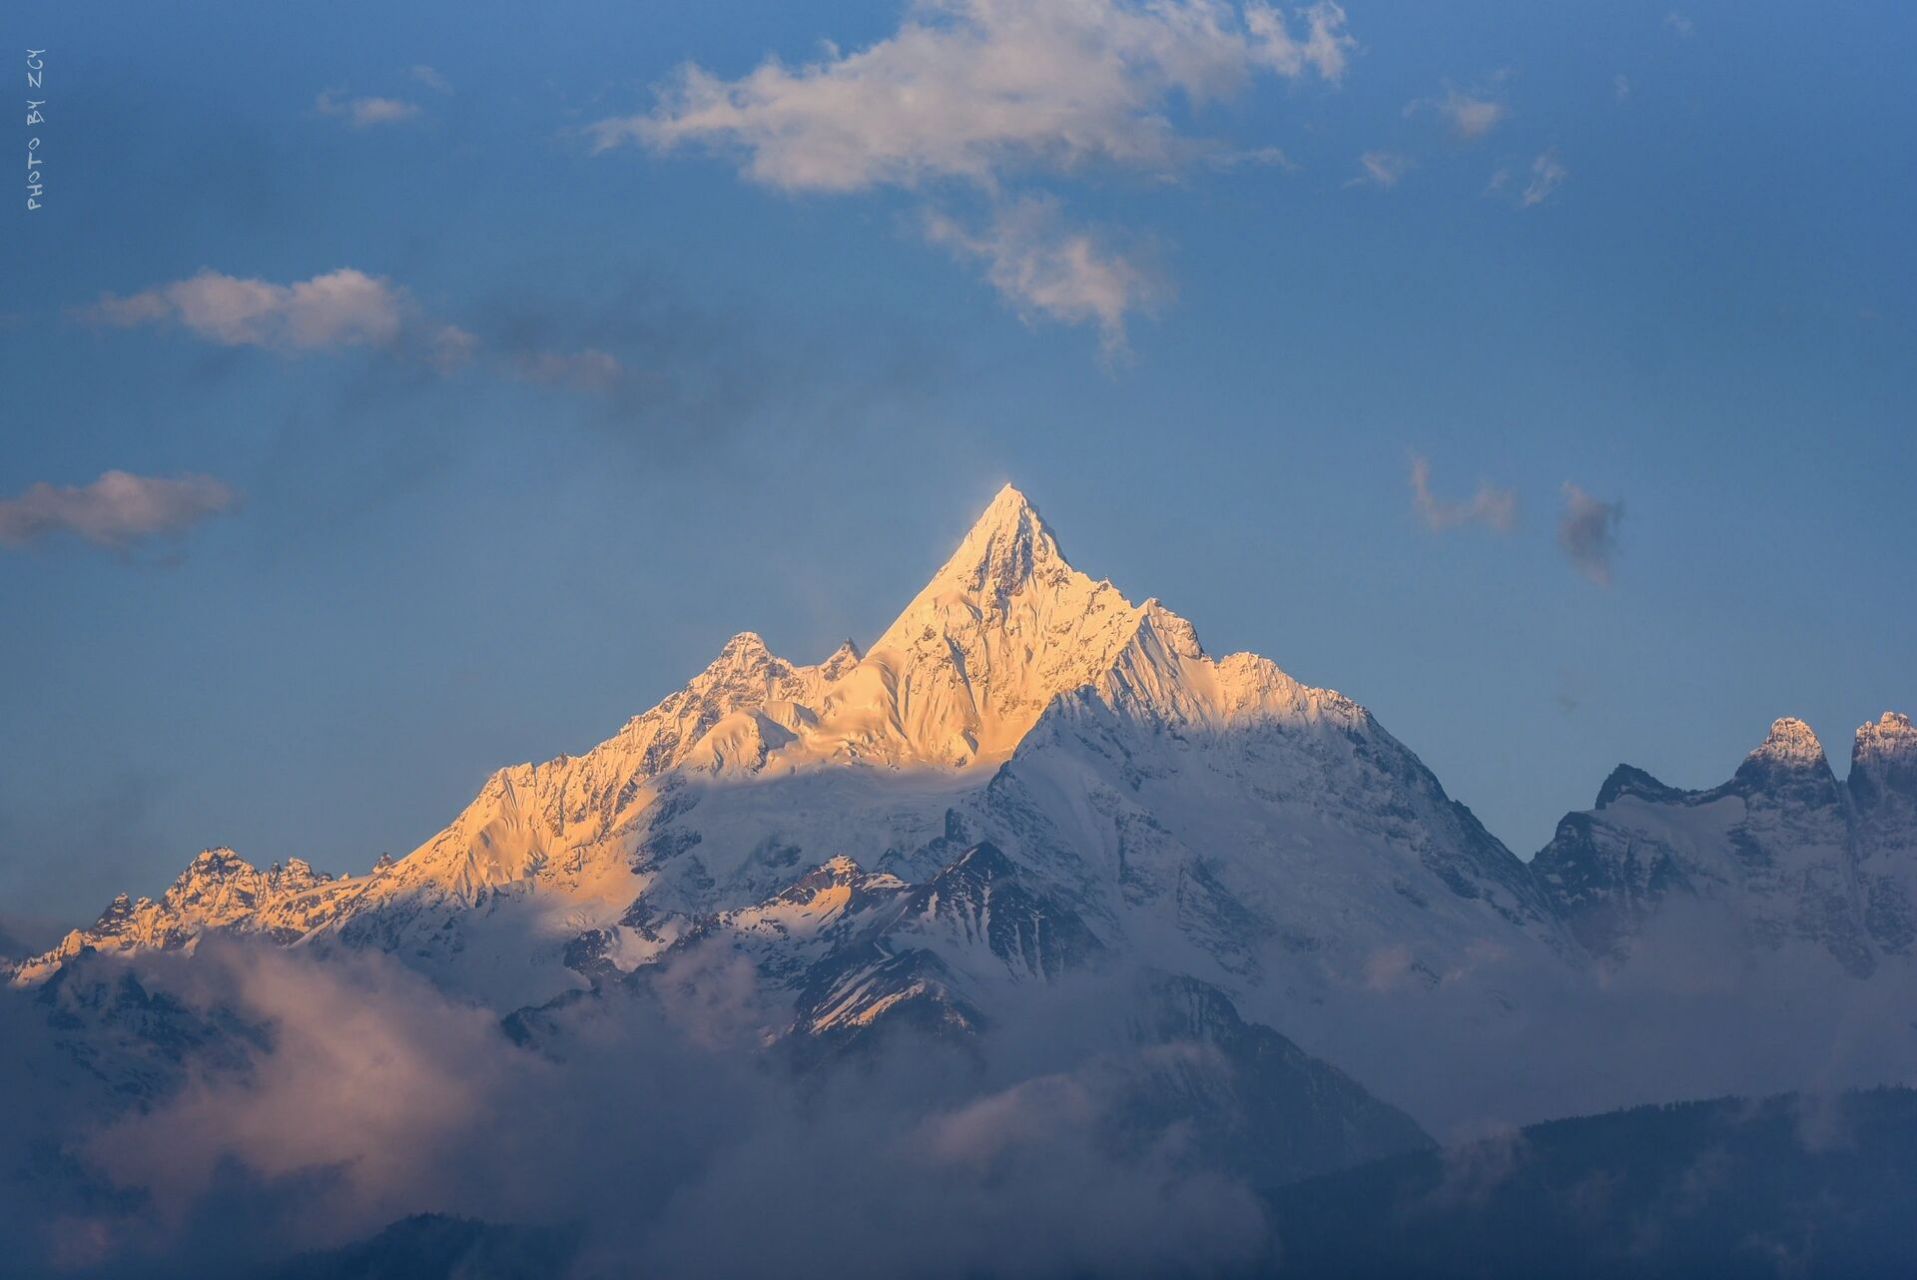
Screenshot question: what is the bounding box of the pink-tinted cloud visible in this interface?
[1410,455,1518,533]
[0,471,238,552]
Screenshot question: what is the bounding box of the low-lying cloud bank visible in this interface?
[0,943,1280,1279]
[8,903,1916,1278]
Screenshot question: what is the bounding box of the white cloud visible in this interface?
[591,0,1356,357]
[427,324,480,373]
[1409,456,1517,533]
[75,270,656,394]
[1521,147,1566,207]
[1614,73,1632,103]
[1665,11,1695,37]
[1443,94,1507,139]
[1244,0,1355,81]
[83,268,409,350]
[1559,483,1622,584]
[1408,87,1507,140]
[599,0,1354,192]
[594,0,1356,357]
[409,65,454,95]
[0,471,238,552]
[315,91,422,128]
[1347,150,1411,189]
[924,198,1160,357]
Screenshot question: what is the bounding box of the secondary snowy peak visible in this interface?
[392,628,857,898]
[1731,717,1841,808]
[1849,712,1917,956]
[1536,715,1886,975]
[14,848,349,983]
[1741,716,1831,770]
[1852,712,1917,805]
[817,638,864,683]
[1854,711,1917,761]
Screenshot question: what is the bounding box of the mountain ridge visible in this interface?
[9,485,1914,1136]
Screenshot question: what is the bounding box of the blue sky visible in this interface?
[2,0,1913,927]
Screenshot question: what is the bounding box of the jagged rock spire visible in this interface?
[1747,717,1827,767]
[1732,716,1839,804]
[1855,711,1915,759]
[1852,712,1917,805]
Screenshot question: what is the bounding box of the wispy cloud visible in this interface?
[315,91,422,128]
[1665,11,1695,37]
[409,65,453,95]
[1558,483,1622,584]
[510,347,625,394]
[75,268,731,407]
[1441,93,1507,139]
[85,268,401,349]
[1205,145,1296,173]
[1410,456,1518,533]
[78,268,474,368]
[0,471,238,553]
[596,0,1354,353]
[1614,74,1632,103]
[923,197,1161,359]
[1556,667,1590,716]
[1407,86,1508,141]
[1521,147,1567,207]
[1347,150,1411,190]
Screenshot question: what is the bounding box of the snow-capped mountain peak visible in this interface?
[1535,708,1917,979]
[1853,712,1917,797]
[1744,716,1830,768]
[1733,716,1841,805]
[15,847,345,982]
[14,484,1566,1007]
[824,484,1152,768]
[910,483,1069,609]
[1851,712,1917,956]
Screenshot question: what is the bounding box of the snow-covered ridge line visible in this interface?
[8,485,1380,986]
[1536,709,1917,973]
[11,485,1912,1042]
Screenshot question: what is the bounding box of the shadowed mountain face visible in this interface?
[1265,1088,1917,1280]
[1851,712,1917,953]
[270,1088,1917,1280]
[270,1217,580,1280]
[1535,714,1917,977]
